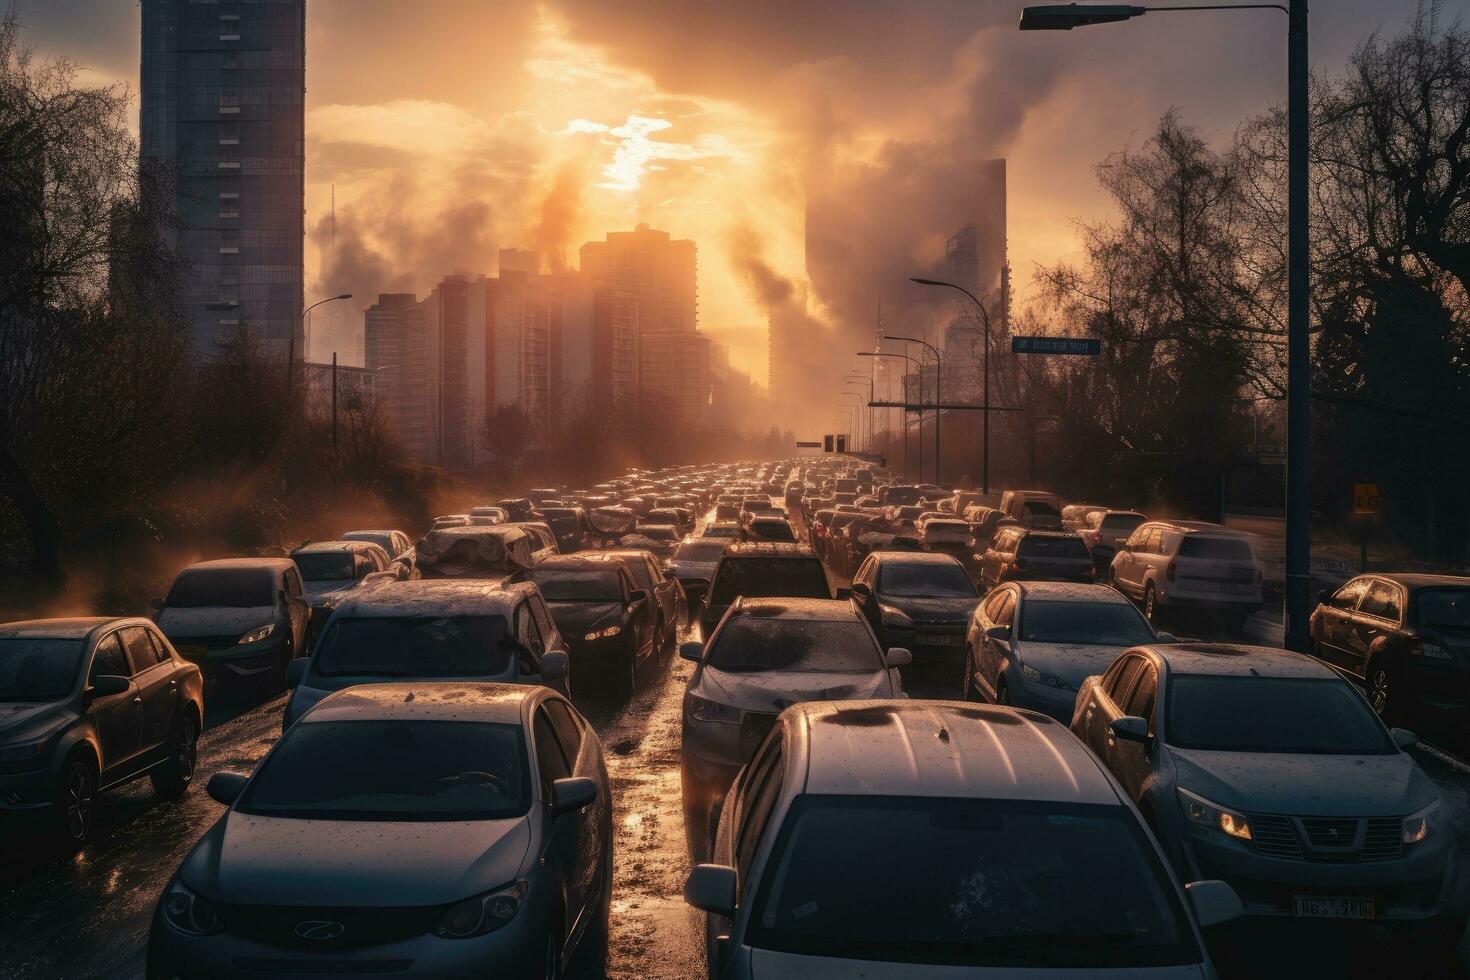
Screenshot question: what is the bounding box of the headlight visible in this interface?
[237,623,276,645]
[1019,663,1069,689]
[685,692,742,724]
[435,881,526,939]
[1178,788,1252,841]
[162,880,221,935]
[1404,801,1438,844]
[879,604,913,628]
[582,625,623,641]
[0,739,47,763]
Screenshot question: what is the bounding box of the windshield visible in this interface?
[706,616,880,673]
[295,553,356,582]
[1177,536,1253,560]
[1019,536,1089,559]
[165,569,275,608]
[237,720,530,821]
[879,562,976,598]
[311,615,512,678]
[1415,588,1470,630]
[749,796,1197,968]
[1020,602,1154,646]
[343,532,394,553]
[710,558,829,604]
[674,541,727,563]
[1166,675,1393,754]
[0,638,85,701]
[1100,514,1145,533]
[530,569,624,602]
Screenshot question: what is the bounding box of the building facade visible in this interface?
[140,0,305,359]
[363,293,435,463]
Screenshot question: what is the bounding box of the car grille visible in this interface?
[1247,814,1405,863]
[217,904,440,950]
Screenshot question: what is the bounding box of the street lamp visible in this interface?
[292,293,353,392]
[841,391,864,452]
[846,374,875,459]
[885,334,942,485]
[911,277,994,493]
[859,350,925,482]
[1019,0,1311,655]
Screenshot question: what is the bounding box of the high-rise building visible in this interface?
[580,224,708,428]
[140,0,305,359]
[364,293,435,463]
[420,275,474,469]
[590,287,641,424]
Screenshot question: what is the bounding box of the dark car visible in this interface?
[148,683,612,978]
[538,507,589,553]
[591,550,681,658]
[495,497,536,521]
[978,527,1094,589]
[1310,573,1470,738]
[291,540,391,637]
[699,543,832,638]
[340,529,415,573]
[850,552,979,660]
[0,617,204,849]
[622,524,680,560]
[741,515,796,543]
[522,557,657,698]
[666,537,729,612]
[154,558,310,692]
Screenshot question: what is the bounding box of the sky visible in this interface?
[14,0,1465,414]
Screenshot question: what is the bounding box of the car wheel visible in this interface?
[151,711,199,798]
[1144,584,1158,623]
[56,754,97,851]
[1367,659,1399,723]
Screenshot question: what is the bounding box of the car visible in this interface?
[340,529,415,567]
[621,523,680,559]
[538,507,589,553]
[999,489,1064,526]
[147,682,612,978]
[468,505,508,524]
[978,527,1094,589]
[686,699,1242,979]
[281,580,570,729]
[849,552,978,660]
[574,549,680,663]
[153,558,310,691]
[1079,509,1148,576]
[678,598,907,857]
[964,581,1171,719]
[699,543,832,638]
[646,507,694,536]
[1061,502,1109,531]
[495,498,536,521]
[510,521,561,561]
[1109,521,1264,631]
[917,517,976,568]
[740,515,796,543]
[290,540,391,636]
[415,525,537,582]
[700,521,741,539]
[1070,643,1460,941]
[713,502,741,521]
[521,556,657,698]
[0,617,204,849]
[1309,573,1470,736]
[666,537,729,611]
[431,514,471,530]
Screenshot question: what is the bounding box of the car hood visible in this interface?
[668,561,719,579]
[157,605,275,638]
[748,949,1206,979]
[1168,747,1438,817]
[0,701,71,744]
[304,581,356,606]
[880,595,979,623]
[183,811,533,907]
[696,666,894,713]
[1018,641,1137,689]
[548,601,626,636]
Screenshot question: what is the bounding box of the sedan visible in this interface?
[148,682,612,978]
[849,552,979,660]
[524,558,657,699]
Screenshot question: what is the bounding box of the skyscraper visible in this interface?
[140,0,305,359]
[364,294,435,463]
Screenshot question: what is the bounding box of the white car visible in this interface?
[687,700,1241,978]
[1109,520,1263,632]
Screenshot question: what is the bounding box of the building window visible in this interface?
[217,161,240,170]
[219,191,239,201]
[219,211,239,219]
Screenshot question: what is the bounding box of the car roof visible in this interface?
[304,681,537,724]
[731,597,858,621]
[0,617,124,639]
[178,557,295,572]
[793,701,1120,804]
[873,551,964,565]
[330,579,527,617]
[534,555,628,573]
[1148,642,1336,679]
[1371,572,1470,589]
[342,529,402,538]
[1015,529,1078,539]
[292,539,380,555]
[724,542,816,558]
[1017,581,1132,604]
[1142,519,1250,536]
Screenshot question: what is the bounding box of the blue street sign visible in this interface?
[1012,336,1101,356]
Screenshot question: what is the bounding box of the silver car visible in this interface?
[686,700,1241,978]
[1071,642,1462,941]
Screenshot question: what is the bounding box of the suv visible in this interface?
[154,558,310,691]
[1109,521,1263,631]
[685,700,1241,978]
[978,527,1094,589]
[1078,509,1147,576]
[999,489,1063,527]
[699,543,832,637]
[290,540,391,636]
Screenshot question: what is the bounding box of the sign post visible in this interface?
[1012,336,1101,356]
[1352,483,1381,572]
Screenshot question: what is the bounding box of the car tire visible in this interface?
[1143,584,1159,624]
[55,753,97,852]
[151,711,199,798]
[1366,658,1400,724]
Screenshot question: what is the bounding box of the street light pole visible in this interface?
[859,350,923,480]
[295,293,353,397]
[911,277,993,493]
[885,335,942,485]
[1020,1,1311,651]
[846,375,875,458]
[841,391,864,452]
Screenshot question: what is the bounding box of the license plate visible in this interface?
[1293,896,1375,919]
[917,634,962,646]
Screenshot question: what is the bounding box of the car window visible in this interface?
[90,633,130,681]
[516,604,546,655]
[529,595,558,646]
[992,592,1016,626]
[533,709,571,793]
[1105,656,1145,705]
[736,741,786,895]
[1359,580,1402,622]
[543,698,582,764]
[706,617,883,673]
[1330,578,1369,610]
[1126,665,1158,731]
[284,569,304,598]
[981,591,1007,621]
[146,629,173,664]
[1146,529,1165,553]
[120,626,161,672]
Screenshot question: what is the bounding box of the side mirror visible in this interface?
[680,641,705,663]
[1185,879,1245,929]
[884,647,913,667]
[985,624,1012,642]
[1110,715,1151,744]
[549,775,598,817]
[684,864,738,917]
[850,581,872,598]
[207,771,250,806]
[1391,727,1419,750]
[87,674,130,698]
[285,659,307,688]
[1155,631,1177,643]
[540,650,569,683]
